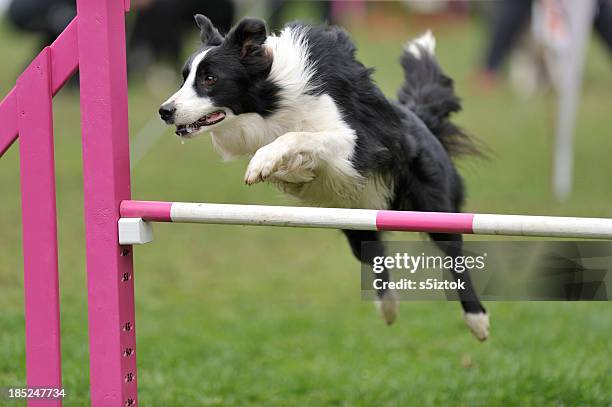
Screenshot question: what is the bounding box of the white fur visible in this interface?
[241,93,364,206]
[164,26,392,209]
[209,26,392,209]
[266,26,319,103]
[406,30,436,59]
[464,312,490,341]
[375,290,399,325]
[162,49,222,127]
[209,26,320,159]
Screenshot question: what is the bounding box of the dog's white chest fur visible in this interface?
[206,26,392,210]
[212,93,391,209]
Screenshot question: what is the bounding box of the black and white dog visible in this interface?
[159,15,490,341]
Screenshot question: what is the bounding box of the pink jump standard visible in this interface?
[2,0,612,405]
[17,47,62,407]
[77,0,137,406]
[0,0,136,405]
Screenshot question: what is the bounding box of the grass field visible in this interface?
[1,7,611,407]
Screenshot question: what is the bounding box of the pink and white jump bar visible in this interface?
[118,200,612,244]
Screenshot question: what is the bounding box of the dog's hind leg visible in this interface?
[342,230,399,325]
[400,161,490,340]
[428,233,489,341]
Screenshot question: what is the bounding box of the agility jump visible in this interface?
[119,201,612,245]
[1,0,612,406]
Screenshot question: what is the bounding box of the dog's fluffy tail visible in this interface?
[398,31,478,156]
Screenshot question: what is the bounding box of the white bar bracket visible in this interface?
[118,218,154,245]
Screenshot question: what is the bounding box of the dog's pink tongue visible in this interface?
[206,111,225,123]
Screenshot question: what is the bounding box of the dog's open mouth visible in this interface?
[175,110,226,136]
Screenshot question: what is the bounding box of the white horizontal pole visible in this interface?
[170,202,378,230]
[118,201,612,243]
[473,214,612,239]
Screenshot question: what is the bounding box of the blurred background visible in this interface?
[1,1,611,405]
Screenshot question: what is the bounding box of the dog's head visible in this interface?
[159,15,278,138]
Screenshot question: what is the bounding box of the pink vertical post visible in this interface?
[77,0,138,406]
[16,48,62,407]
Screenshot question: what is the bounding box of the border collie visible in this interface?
[159,15,490,341]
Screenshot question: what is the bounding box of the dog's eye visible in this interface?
[204,75,217,86]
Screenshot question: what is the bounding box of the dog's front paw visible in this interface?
[244,143,316,185]
[244,145,281,185]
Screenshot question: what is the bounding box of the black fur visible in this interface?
[398,45,479,156]
[292,23,486,316]
[183,17,280,117]
[170,18,487,321]
[195,14,223,46]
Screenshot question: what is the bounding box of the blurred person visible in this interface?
[480,0,532,85]
[0,0,11,13]
[7,0,75,48]
[128,0,235,72]
[475,0,612,90]
[6,0,235,74]
[594,0,612,51]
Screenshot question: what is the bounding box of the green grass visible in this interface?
[1,11,612,407]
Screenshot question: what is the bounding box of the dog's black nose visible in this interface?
[159,103,176,123]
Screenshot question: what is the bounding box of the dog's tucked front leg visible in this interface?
[245,131,336,185]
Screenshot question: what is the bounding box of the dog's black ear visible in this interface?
[226,17,268,58]
[194,14,223,46]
